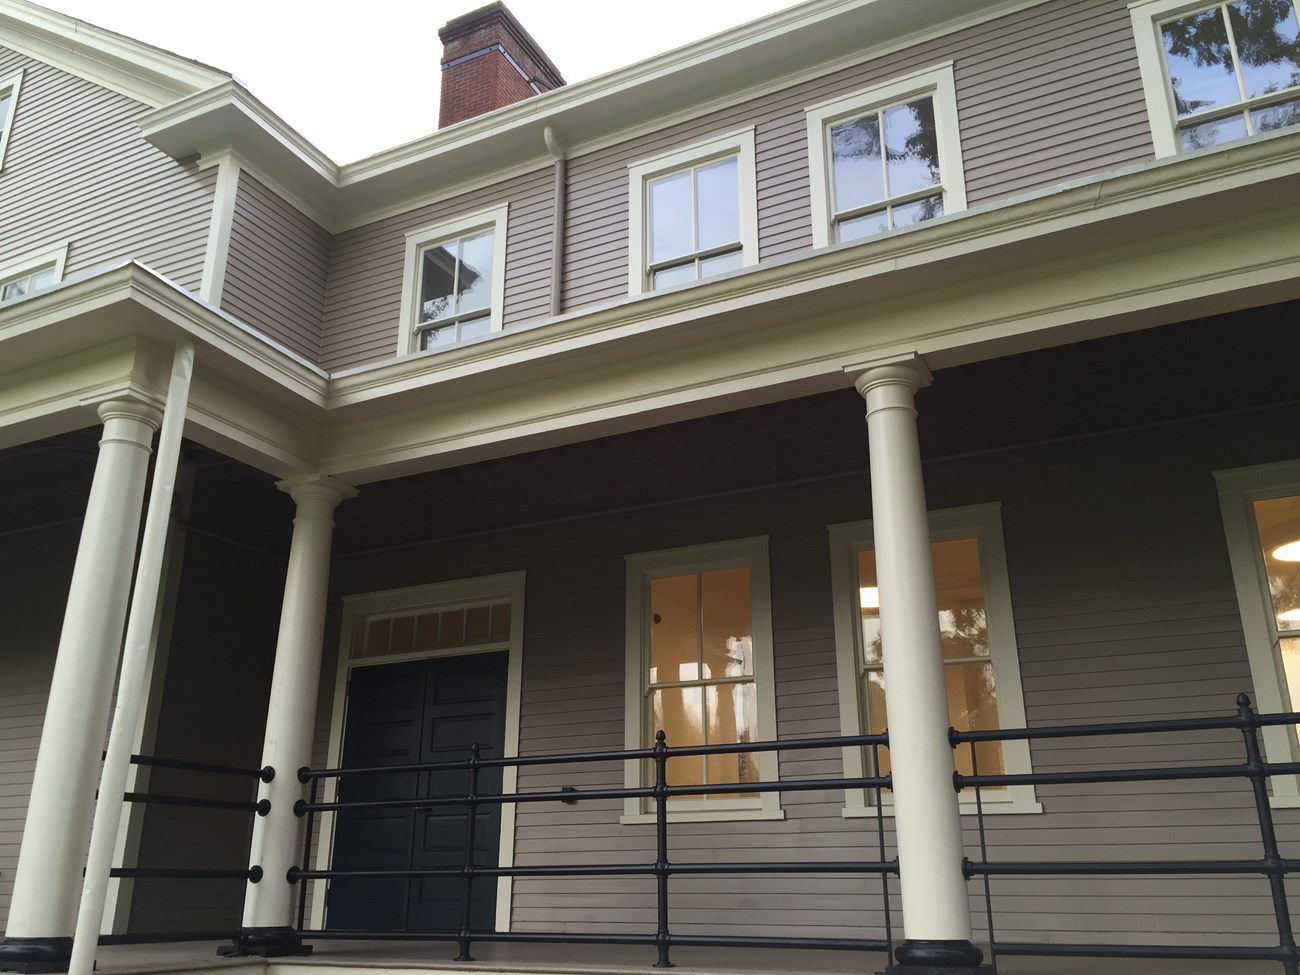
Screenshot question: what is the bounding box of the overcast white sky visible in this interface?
[34,1,805,163]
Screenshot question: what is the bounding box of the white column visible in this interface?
[229,475,355,956]
[0,398,161,973]
[851,355,982,970]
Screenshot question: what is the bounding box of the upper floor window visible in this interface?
[627,129,758,296]
[396,204,508,354]
[0,70,24,172]
[1131,0,1300,156]
[1216,460,1300,806]
[622,536,781,823]
[805,64,967,249]
[0,244,67,305]
[829,504,1038,814]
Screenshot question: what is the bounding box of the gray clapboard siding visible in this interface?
[220,173,332,363]
[319,168,554,372]
[0,48,215,293]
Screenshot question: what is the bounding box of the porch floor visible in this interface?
[87,939,1281,975]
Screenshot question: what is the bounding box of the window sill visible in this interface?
[842,800,1043,818]
[621,809,787,825]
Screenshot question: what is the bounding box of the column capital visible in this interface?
[93,397,163,431]
[844,352,933,400]
[275,473,358,511]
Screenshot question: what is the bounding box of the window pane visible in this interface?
[414,613,439,651]
[893,195,944,228]
[30,268,55,290]
[883,97,940,197]
[948,660,1005,782]
[465,605,491,644]
[695,157,739,252]
[419,324,457,349]
[439,609,466,647]
[1253,495,1300,633]
[390,614,415,655]
[863,670,889,777]
[830,114,884,212]
[838,210,890,243]
[456,230,495,315]
[1162,8,1242,117]
[490,603,512,642]
[1179,111,1249,149]
[1283,637,1300,711]
[705,681,758,796]
[1,280,25,301]
[933,538,990,660]
[857,550,883,667]
[364,618,391,658]
[1227,0,1300,100]
[458,315,491,341]
[698,249,743,279]
[1252,95,1300,131]
[650,573,700,683]
[652,262,696,290]
[653,686,706,793]
[418,242,458,323]
[701,567,752,678]
[649,170,693,263]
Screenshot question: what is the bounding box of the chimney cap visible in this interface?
[439,2,566,88]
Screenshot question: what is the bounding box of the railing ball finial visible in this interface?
[655,730,666,744]
[1238,692,1253,709]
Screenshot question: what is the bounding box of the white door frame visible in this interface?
[312,570,525,933]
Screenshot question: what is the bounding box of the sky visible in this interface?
[34,0,807,164]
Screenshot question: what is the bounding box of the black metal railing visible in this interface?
[291,732,896,967]
[97,754,272,945]
[954,693,1300,975]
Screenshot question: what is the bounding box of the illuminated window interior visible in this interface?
[1252,495,1300,711]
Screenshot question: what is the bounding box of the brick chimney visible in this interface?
[439,2,566,128]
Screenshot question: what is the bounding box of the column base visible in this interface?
[217,927,312,958]
[0,937,74,974]
[883,939,991,974]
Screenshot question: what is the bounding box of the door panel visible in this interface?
[328,651,509,933]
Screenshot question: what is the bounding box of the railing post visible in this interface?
[964,733,996,969]
[872,741,894,956]
[1236,693,1299,975]
[456,744,481,963]
[653,731,674,969]
[296,773,317,933]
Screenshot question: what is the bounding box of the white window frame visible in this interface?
[622,536,782,823]
[805,62,967,250]
[1130,0,1300,158]
[396,203,509,355]
[1215,459,1300,806]
[0,243,68,305]
[0,69,23,172]
[626,128,759,296]
[316,571,526,933]
[829,503,1040,816]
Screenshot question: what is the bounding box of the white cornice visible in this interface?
[0,0,228,107]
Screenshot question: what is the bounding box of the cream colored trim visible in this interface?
[805,62,966,249]
[199,156,241,305]
[622,536,781,822]
[828,503,1040,813]
[396,204,510,356]
[0,1,226,108]
[0,68,22,172]
[315,571,526,933]
[1214,460,1300,803]
[626,128,758,296]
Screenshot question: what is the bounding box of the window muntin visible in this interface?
[1133,0,1300,155]
[829,504,1037,814]
[397,205,508,355]
[626,129,758,296]
[623,537,780,821]
[0,70,22,172]
[806,64,966,250]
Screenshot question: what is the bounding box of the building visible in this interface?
[1,0,1299,972]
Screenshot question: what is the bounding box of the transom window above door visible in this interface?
[627,129,758,295]
[805,64,967,249]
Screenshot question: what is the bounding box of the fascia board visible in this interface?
[325,130,1300,413]
[0,0,227,107]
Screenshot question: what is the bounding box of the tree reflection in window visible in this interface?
[1160,0,1300,150]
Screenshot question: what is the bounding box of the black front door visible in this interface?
[326,651,509,932]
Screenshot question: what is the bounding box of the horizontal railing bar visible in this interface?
[109,867,259,881]
[301,732,889,781]
[129,754,270,780]
[968,859,1300,877]
[667,933,889,951]
[958,763,1263,788]
[297,930,888,952]
[989,941,1294,961]
[953,710,1300,744]
[98,931,236,946]
[291,860,898,882]
[122,792,263,813]
[299,775,889,814]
